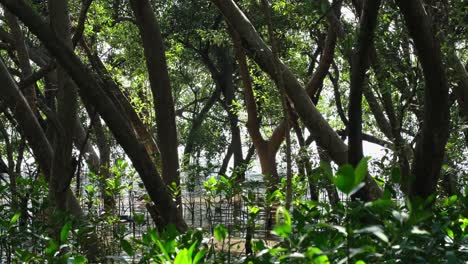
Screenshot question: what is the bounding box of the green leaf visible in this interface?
[390,167,401,183]
[408,208,433,225]
[45,239,59,256]
[203,177,217,190]
[72,256,87,264]
[355,226,389,244]
[443,195,458,207]
[320,161,333,180]
[252,239,266,252]
[214,224,228,241]
[60,222,72,242]
[248,205,260,215]
[193,249,206,264]
[446,227,454,239]
[149,229,159,243]
[174,248,190,264]
[410,226,430,235]
[354,157,370,186]
[334,164,355,194]
[349,182,366,196]
[306,247,329,263]
[155,240,171,261]
[120,239,134,256]
[187,242,197,259]
[273,206,292,238]
[9,212,21,226]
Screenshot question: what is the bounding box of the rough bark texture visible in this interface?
[130,0,181,209]
[4,11,36,112]
[48,0,79,212]
[80,40,161,163]
[0,0,187,231]
[395,0,450,200]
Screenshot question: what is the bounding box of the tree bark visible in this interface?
[48,0,79,213]
[0,58,95,256]
[395,0,450,200]
[4,10,37,112]
[214,0,382,200]
[217,47,244,180]
[80,40,161,164]
[130,0,181,209]
[348,0,381,200]
[0,0,187,231]
[231,30,280,183]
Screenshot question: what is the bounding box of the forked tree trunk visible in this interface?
[213,0,383,200]
[395,0,450,201]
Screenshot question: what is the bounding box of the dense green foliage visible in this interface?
[0,0,467,263]
[2,160,467,262]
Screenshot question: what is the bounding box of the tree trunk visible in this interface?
[47,0,79,223]
[348,0,381,200]
[0,58,101,260]
[130,0,181,209]
[214,0,382,200]
[0,0,187,231]
[94,114,115,214]
[80,40,161,165]
[395,0,450,201]
[4,10,37,112]
[217,47,244,180]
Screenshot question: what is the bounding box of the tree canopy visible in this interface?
[0,0,466,262]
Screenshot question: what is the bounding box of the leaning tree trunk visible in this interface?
[213,0,382,200]
[0,0,187,232]
[0,58,100,260]
[130,0,182,210]
[4,10,36,111]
